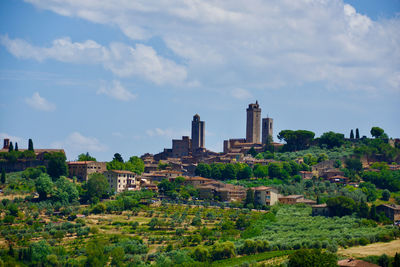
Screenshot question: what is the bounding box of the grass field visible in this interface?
[338,239,400,257]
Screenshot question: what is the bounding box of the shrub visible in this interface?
[288,249,337,267]
[381,190,391,201]
[359,237,369,246]
[91,203,106,214]
[192,246,210,262]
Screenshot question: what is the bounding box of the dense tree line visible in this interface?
[107,153,145,174]
[326,195,390,223]
[363,170,400,192]
[355,137,400,162]
[157,177,198,200]
[195,161,305,181]
[287,249,337,267]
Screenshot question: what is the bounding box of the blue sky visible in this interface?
[0,0,399,161]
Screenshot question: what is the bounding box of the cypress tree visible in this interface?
[393,252,400,267]
[356,128,360,139]
[370,204,377,221]
[1,169,5,184]
[350,130,354,139]
[28,139,34,151]
[8,142,13,152]
[245,189,255,207]
[15,142,18,151]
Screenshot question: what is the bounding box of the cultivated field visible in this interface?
[338,239,400,257]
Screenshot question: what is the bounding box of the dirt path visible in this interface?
[338,239,400,257]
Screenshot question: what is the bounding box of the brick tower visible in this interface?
[262,117,274,144]
[246,101,261,144]
[191,114,205,152]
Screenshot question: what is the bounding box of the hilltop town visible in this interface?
[1,101,400,266]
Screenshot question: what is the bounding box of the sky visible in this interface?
[0,0,399,161]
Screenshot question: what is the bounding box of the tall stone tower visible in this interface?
[246,101,261,144]
[262,117,274,144]
[191,114,205,152]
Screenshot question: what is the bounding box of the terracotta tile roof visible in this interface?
[68,161,96,165]
[251,186,273,191]
[186,176,212,181]
[109,170,135,174]
[338,259,379,267]
[279,195,304,199]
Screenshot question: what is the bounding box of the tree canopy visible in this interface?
[35,173,54,200]
[28,138,34,151]
[113,153,124,162]
[319,131,344,149]
[107,155,145,174]
[84,173,110,202]
[53,176,79,204]
[45,152,68,180]
[326,196,357,217]
[78,152,97,162]
[288,249,337,267]
[277,130,315,151]
[370,127,384,138]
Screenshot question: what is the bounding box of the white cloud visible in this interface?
[11,0,400,93]
[146,128,189,139]
[0,35,187,85]
[97,80,137,101]
[51,132,107,159]
[25,92,56,111]
[231,88,253,100]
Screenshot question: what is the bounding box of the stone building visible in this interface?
[155,114,207,159]
[262,117,273,144]
[67,161,107,181]
[246,101,261,144]
[191,114,205,152]
[184,176,213,187]
[104,170,136,193]
[197,180,246,202]
[376,204,400,222]
[278,195,316,205]
[3,139,10,150]
[252,186,279,206]
[0,138,66,173]
[223,138,263,154]
[299,171,313,180]
[172,136,191,157]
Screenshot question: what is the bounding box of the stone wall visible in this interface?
[0,160,49,173]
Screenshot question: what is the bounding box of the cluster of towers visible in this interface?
[164,101,273,159]
[246,101,273,144]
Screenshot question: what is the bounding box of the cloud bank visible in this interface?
[2,0,398,93]
[0,35,187,85]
